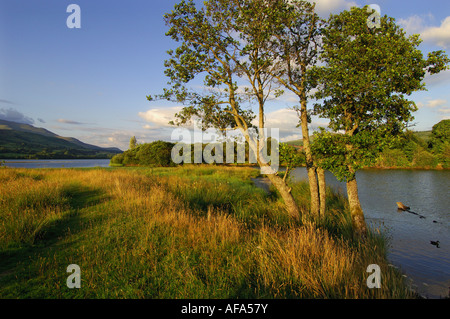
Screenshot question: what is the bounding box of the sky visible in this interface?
[1,0,450,150]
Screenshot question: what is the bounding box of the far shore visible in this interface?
[2,159,448,171]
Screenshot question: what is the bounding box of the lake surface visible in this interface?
[291,168,450,299]
[2,159,111,168]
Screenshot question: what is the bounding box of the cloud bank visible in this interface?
[57,119,86,125]
[399,14,450,49]
[0,108,35,125]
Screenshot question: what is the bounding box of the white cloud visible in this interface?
[138,106,183,128]
[83,128,178,151]
[427,99,447,108]
[0,107,34,125]
[261,109,300,134]
[424,69,450,87]
[262,108,329,141]
[438,107,450,120]
[137,106,329,144]
[421,16,450,48]
[417,98,450,121]
[398,15,428,35]
[418,98,448,109]
[307,0,357,16]
[398,14,450,49]
[280,133,302,143]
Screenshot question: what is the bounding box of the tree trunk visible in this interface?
[346,174,368,238]
[244,131,301,220]
[299,99,320,216]
[317,167,326,217]
[266,171,301,220]
[306,166,320,216]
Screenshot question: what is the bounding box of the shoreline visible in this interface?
[2,159,449,171]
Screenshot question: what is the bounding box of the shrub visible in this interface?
[412,147,438,168]
[377,148,410,168]
[136,141,175,166]
[110,141,175,167]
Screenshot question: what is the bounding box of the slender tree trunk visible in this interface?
[346,171,368,238]
[306,166,320,215]
[299,99,320,216]
[265,169,301,220]
[243,128,301,220]
[317,167,326,217]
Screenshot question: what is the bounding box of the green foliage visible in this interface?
[279,143,305,179]
[148,0,259,132]
[279,143,304,167]
[430,119,450,153]
[437,144,450,168]
[129,136,137,150]
[376,148,410,168]
[402,139,420,162]
[111,141,176,167]
[137,141,175,166]
[373,128,450,168]
[312,129,386,181]
[310,6,449,178]
[109,153,124,166]
[412,147,438,168]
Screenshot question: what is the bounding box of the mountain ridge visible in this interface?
[0,119,122,159]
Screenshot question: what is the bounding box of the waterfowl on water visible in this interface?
[396,202,427,219]
[396,202,410,211]
[430,241,440,248]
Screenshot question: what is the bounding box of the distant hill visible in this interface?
[0,119,122,159]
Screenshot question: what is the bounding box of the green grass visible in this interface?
[0,165,416,298]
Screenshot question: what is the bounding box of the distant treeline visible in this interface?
[375,120,449,169]
[111,120,449,170]
[110,140,278,167]
[0,148,118,160]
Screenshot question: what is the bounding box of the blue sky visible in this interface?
[1,0,450,150]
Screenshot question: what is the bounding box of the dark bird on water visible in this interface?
[430,241,440,248]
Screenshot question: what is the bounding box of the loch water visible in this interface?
[291,168,450,299]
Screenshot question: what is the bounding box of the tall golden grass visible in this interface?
[0,166,416,298]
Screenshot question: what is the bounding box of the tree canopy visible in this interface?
[310,6,449,237]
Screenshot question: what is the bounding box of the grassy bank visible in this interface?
[0,165,415,298]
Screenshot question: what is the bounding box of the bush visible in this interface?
[110,153,124,165]
[430,119,450,154]
[377,148,410,168]
[436,144,450,168]
[110,141,175,167]
[412,147,438,168]
[136,141,175,166]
